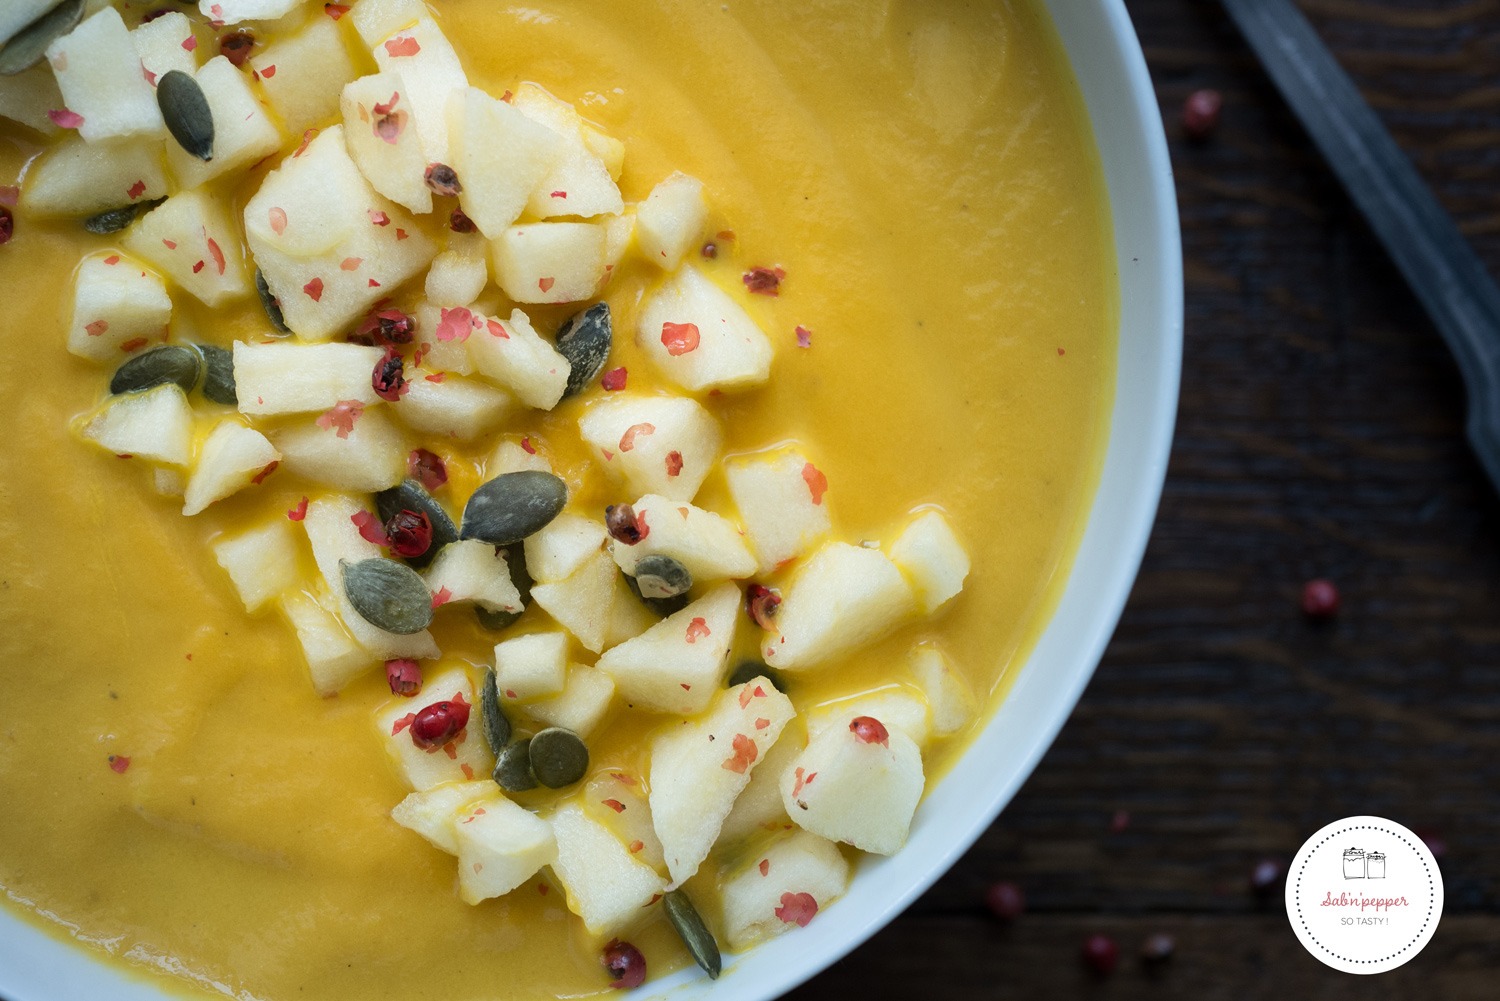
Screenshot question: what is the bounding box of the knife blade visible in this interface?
[1219,0,1500,495]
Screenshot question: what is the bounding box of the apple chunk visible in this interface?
[720,830,849,951]
[648,676,794,884]
[211,517,301,614]
[373,17,469,164]
[579,395,722,503]
[724,449,832,573]
[447,87,564,237]
[760,542,915,671]
[75,384,193,467]
[595,583,741,715]
[66,253,172,363]
[454,794,556,904]
[165,56,283,190]
[887,509,970,614]
[123,189,252,307]
[341,72,432,215]
[22,135,168,219]
[491,221,607,305]
[548,800,667,938]
[233,341,386,416]
[637,265,773,394]
[45,7,164,143]
[182,421,280,516]
[250,15,359,138]
[372,664,493,791]
[607,495,756,584]
[636,172,708,270]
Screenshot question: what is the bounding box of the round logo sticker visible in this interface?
[1286,816,1444,974]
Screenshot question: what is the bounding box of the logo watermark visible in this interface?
[1286,816,1443,974]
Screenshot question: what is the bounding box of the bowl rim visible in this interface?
[0,0,1182,998]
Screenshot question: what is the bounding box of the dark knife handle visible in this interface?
[1220,0,1500,491]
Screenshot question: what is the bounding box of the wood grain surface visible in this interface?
[787,0,1500,996]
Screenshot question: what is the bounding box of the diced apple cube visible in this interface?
[166,57,283,190]
[233,341,385,416]
[530,549,617,654]
[721,830,849,951]
[251,15,359,137]
[130,12,197,86]
[549,800,667,937]
[596,583,740,715]
[887,510,970,614]
[492,631,568,703]
[424,540,522,614]
[718,717,802,846]
[492,222,606,305]
[301,493,440,661]
[446,86,564,237]
[780,710,924,855]
[649,677,795,884]
[341,71,432,214]
[509,83,623,220]
[198,0,303,23]
[396,369,514,440]
[424,248,487,305]
[608,495,756,584]
[411,300,475,375]
[274,407,408,492]
[488,435,553,475]
[455,794,557,904]
[909,644,976,737]
[725,449,832,574]
[123,189,252,307]
[523,513,606,584]
[579,395,721,504]
[46,8,164,142]
[244,126,436,340]
[390,779,493,855]
[603,574,658,648]
[806,685,931,749]
[583,770,663,871]
[0,63,66,135]
[372,18,467,163]
[582,125,624,181]
[182,420,280,516]
[67,252,172,363]
[636,172,708,270]
[152,467,187,498]
[638,265,773,394]
[524,664,615,739]
[277,589,375,695]
[20,134,168,219]
[373,664,493,791]
[211,517,301,614]
[350,0,427,47]
[466,308,571,410]
[761,542,915,671]
[75,384,193,467]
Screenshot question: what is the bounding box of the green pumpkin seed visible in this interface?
[156,69,214,162]
[196,344,236,405]
[528,727,588,789]
[376,480,458,569]
[255,269,291,335]
[625,572,689,618]
[475,542,532,631]
[493,739,537,792]
[556,302,612,398]
[109,345,201,396]
[727,661,783,691]
[479,668,511,755]
[664,890,722,980]
[0,0,84,77]
[341,558,433,635]
[460,471,568,546]
[83,198,165,235]
[634,554,692,599]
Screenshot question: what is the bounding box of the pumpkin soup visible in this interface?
[0,0,1116,997]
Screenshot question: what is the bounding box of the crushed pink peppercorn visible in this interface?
[386,659,423,696]
[410,698,469,749]
[602,939,646,990]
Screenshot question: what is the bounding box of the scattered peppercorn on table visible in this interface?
[0,1,1115,998]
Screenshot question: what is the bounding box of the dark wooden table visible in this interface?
[788,1,1500,997]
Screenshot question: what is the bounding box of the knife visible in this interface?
[1219,0,1500,496]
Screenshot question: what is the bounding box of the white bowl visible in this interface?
[0,1,1180,997]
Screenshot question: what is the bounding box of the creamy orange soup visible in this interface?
[0,0,1115,997]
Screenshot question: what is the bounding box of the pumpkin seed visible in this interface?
[493,739,537,792]
[0,0,84,77]
[460,471,567,546]
[376,479,458,569]
[109,345,201,396]
[633,554,692,599]
[196,344,236,405]
[340,558,433,635]
[556,302,612,398]
[664,890,722,980]
[624,572,689,618]
[528,727,588,789]
[82,197,164,235]
[727,661,783,691]
[479,668,512,755]
[157,69,214,161]
[255,269,291,335]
